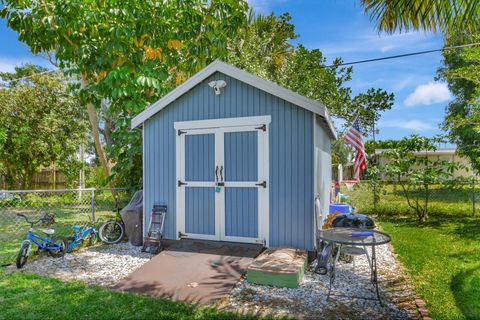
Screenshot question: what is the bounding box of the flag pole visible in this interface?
[341,110,361,138]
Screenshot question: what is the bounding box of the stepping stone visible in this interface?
[247,247,307,288]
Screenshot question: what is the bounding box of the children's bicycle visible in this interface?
[66,223,98,252]
[99,206,125,244]
[16,213,67,269]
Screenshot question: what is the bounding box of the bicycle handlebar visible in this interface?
[16,213,46,226]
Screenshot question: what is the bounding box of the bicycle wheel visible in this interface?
[88,231,99,246]
[16,242,30,269]
[99,220,125,244]
[48,236,68,258]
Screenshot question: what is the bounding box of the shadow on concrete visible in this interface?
[113,239,262,305]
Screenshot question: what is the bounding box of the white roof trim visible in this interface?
[131,60,337,139]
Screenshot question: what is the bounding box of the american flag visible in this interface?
[343,119,367,181]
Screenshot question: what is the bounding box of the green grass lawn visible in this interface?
[0,207,118,266]
[0,191,129,265]
[346,184,480,320]
[0,269,258,320]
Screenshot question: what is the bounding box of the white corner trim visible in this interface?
[175,118,269,245]
[174,115,271,130]
[131,60,337,138]
[142,126,146,238]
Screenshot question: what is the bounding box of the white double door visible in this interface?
[175,116,270,245]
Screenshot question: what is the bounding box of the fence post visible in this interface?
[91,189,96,223]
[472,178,476,217]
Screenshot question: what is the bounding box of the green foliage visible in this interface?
[346,88,394,136]
[0,65,87,189]
[348,185,480,319]
[364,139,402,156]
[332,139,352,166]
[1,0,249,189]
[85,165,109,188]
[380,217,480,319]
[380,135,464,221]
[0,269,258,319]
[439,32,480,176]
[361,0,480,33]
[366,164,383,211]
[227,12,394,135]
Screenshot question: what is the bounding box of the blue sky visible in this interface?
[0,1,450,141]
[248,0,449,140]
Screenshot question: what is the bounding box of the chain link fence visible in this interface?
[345,179,480,217]
[0,188,132,265]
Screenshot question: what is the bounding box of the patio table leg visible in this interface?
[371,245,382,305]
[327,243,341,301]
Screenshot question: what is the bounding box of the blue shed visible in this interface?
[131,60,336,251]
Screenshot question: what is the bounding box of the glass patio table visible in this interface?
[317,228,391,304]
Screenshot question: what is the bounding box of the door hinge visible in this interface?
[177,180,188,187]
[177,130,186,136]
[255,181,267,188]
[255,124,266,131]
[178,231,187,238]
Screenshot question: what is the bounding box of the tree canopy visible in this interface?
[0,65,87,189]
[1,2,395,188]
[380,135,462,221]
[1,0,249,189]
[439,31,480,174]
[226,12,394,135]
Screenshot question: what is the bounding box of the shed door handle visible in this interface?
[220,166,224,182]
[215,166,219,182]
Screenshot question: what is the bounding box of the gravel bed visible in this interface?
[220,244,420,319]
[8,242,152,287]
[8,241,419,319]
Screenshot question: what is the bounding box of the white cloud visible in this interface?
[247,0,287,14]
[380,119,435,131]
[314,31,436,57]
[380,45,396,53]
[404,82,452,107]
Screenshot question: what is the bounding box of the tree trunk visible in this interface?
[80,75,118,200]
[104,114,114,148]
[80,75,111,180]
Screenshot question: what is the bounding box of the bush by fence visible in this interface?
[0,188,132,265]
[346,180,480,217]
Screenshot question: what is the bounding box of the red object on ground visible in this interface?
[113,239,262,305]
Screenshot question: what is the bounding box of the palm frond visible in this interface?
[361,0,480,33]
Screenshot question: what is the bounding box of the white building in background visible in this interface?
[374,148,478,179]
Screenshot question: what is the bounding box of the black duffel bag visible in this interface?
[331,213,375,229]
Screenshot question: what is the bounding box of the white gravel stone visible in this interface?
[9,240,419,319]
[221,244,420,319]
[10,242,152,287]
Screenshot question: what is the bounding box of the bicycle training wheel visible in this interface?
[99,221,125,244]
[48,236,68,258]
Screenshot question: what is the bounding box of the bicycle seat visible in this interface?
[43,229,55,235]
[72,225,82,232]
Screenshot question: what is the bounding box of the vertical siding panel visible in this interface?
[298,110,306,246]
[279,97,286,247]
[144,71,317,250]
[295,108,307,246]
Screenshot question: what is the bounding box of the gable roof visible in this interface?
[131,60,337,139]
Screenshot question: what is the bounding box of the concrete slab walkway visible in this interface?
[113,239,263,305]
